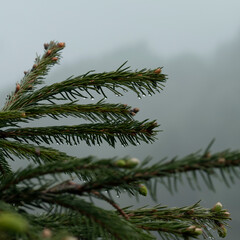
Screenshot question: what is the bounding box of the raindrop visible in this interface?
[116,193,120,198]
[91,97,95,101]
[138,96,142,99]
[142,94,146,97]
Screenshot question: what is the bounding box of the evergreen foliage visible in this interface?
[0,41,238,239]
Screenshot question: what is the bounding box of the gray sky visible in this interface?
[1,0,240,88]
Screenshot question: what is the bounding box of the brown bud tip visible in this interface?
[24,71,28,75]
[133,107,140,113]
[44,43,49,50]
[15,83,21,93]
[46,50,52,56]
[222,211,231,218]
[218,158,226,164]
[130,112,136,116]
[42,228,52,238]
[52,57,58,61]
[154,68,161,74]
[32,64,37,69]
[57,42,65,48]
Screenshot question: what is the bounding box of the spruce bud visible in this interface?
[138,184,147,196]
[46,50,52,56]
[211,202,223,212]
[15,83,20,93]
[44,43,49,50]
[218,225,227,238]
[133,107,140,113]
[32,64,37,70]
[42,228,52,238]
[114,159,126,167]
[222,211,230,218]
[126,158,140,168]
[154,68,161,74]
[194,228,203,235]
[0,212,28,233]
[52,57,58,61]
[57,42,65,48]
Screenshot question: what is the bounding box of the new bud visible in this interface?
[57,42,65,48]
[114,159,126,167]
[126,158,140,168]
[42,228,52,238]
[194,228,203,235]
[211,202,223,212]
[15,83,20,93]
[138,184,147,196]
[0,212,28,233]
[218,225,227,238]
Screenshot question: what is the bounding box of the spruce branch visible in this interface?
[0,120,159,147]
[62,146,240,196]
[22,101,134,123]
[39,195,154,240]
[0,149,12,176]
[0,101,135,127]
[126,202,230,239]
[0,156,124,192]
[3,41,65,111]
[4,61,166,110]
[0,139,74,165]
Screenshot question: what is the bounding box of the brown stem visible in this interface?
[91,190,129,220]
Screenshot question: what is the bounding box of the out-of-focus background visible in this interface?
[1,1,240,239]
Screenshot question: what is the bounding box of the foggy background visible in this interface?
[1,1,240,239]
